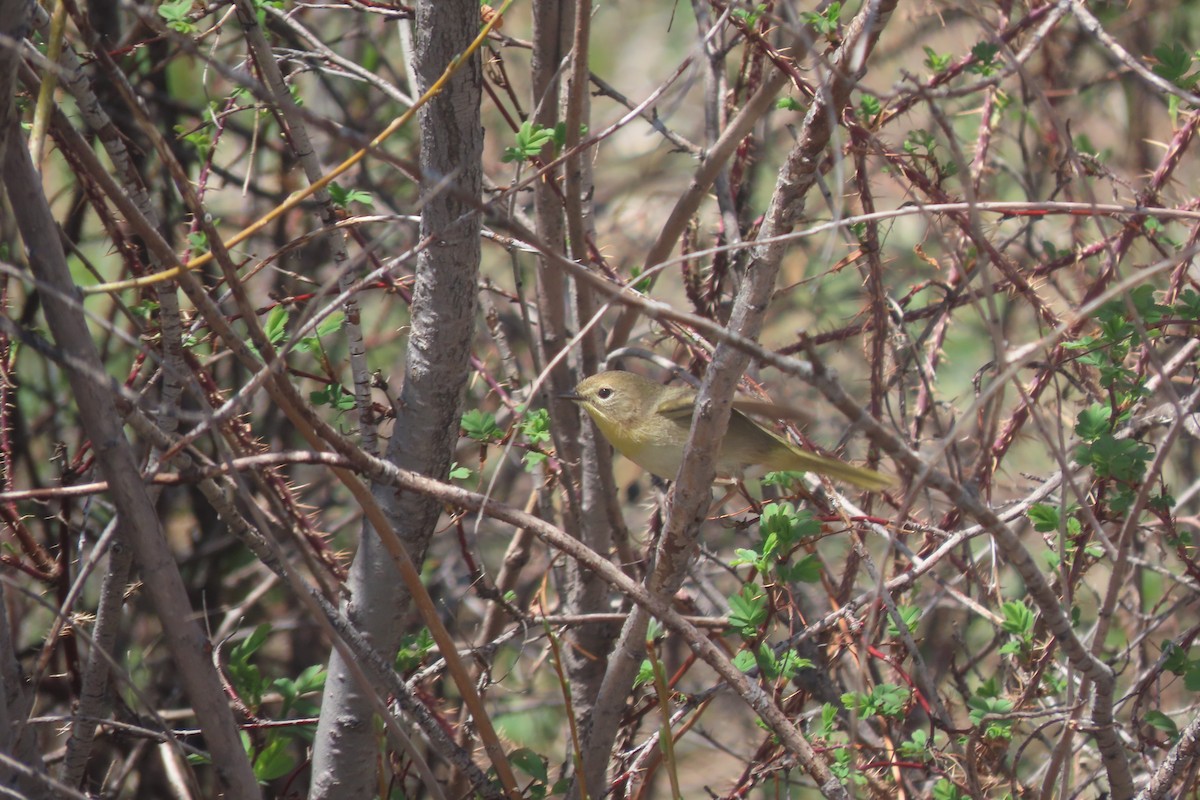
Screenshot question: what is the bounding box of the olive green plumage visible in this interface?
[565,370,891,491]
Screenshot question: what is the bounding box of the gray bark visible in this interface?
[307,1,483,796]
[529,0,623,732]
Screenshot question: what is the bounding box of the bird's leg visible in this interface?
[706,484,739,520]
[737,479,762,515]
[706,478,760,523]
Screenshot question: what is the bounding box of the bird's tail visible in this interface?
[777,447,893,491]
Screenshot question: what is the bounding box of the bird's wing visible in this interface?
[730,399,814,426]
[655,388,814,427]
[653,385,699,421]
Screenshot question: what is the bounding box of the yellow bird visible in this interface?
[564,370,891,490]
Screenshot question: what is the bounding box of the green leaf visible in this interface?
[732,3,767,26]
[520,408,552,445]
[1108,485,1140,514]
[1153,43,1199,88]
[522,450,548,471]
[633,659,655,687]
[1144,710,1179,738]
[730,547,766,571]
[315,313,345,337]
[1175,289,1200,321]
[732,650,758,673]
[552,121,569,148]
[1124,284,1168,326]
[815,703,838,738]
[461,409,503,442]
[932,778,965,800]
[922,46,951,73]
[858,94,881,120]
[774,648,812,680]
[801,1,840,35]
[131,299,160,319]
[886,605,921,638]
[904,128,936,154]
[520,408,552,470]
[967,41,1001,76]
[264,305,289,346]
[157,0,195,32]
[310,383,355,410]
[1150,491,1175,513]
[778,554,822,584]
[231,624,270,663]
[762,470,805,487]
[1184,664,1200,692]
[998,640,1022,656]
[1075,435,1151,482]
[758,503,818,548]
[968,694,1014,726]
[1063,333,1097,352]
[1000,601,1034,637]
[1097,312,1136,350]
[1027,504,1060,532]
[333,386,356,410]
[296,312,344,354]
[776,97,802,112]
[228,625,272,708]
[287,82,304,108]
[871,684,910,717]
[843,683,910,718]
[628,265,653,293]
[272,676,298,711]
[293,664,326,695]
[550,121,587,148]
[327,181,374,209]
[898,729,931,760]
[976,675,1003,699]
[395,628,435,672]
[1074,404,1112,441]
[509,748,548,783]
[748,643,810,681]
[728,584,767,636]
[502,120,556,163]
[253,737,295,782]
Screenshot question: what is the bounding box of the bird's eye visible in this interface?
[596,387,614,400]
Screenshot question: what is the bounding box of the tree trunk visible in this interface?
[308,2,483,796]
